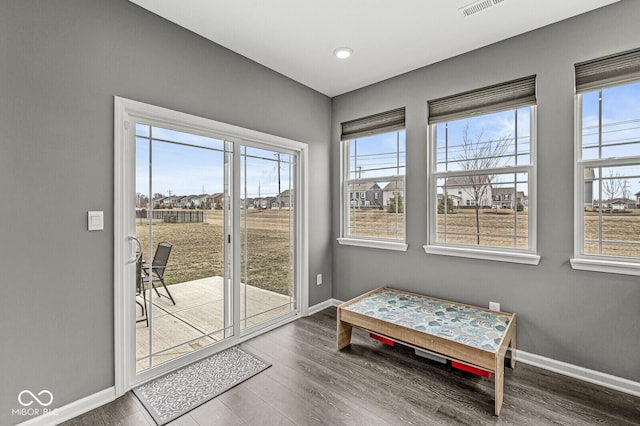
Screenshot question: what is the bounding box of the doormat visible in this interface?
[133,346,270,425]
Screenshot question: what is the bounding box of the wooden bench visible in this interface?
[337,287,516,416]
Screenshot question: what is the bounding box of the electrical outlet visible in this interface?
[316,274,323,285]
[489,301,501,312]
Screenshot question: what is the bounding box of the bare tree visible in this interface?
[601,169,625,212]
[136,192,149,209]
[457,124,512,244]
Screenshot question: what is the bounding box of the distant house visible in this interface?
[194,194,210,208]
[152,196,167,208]
[605,198,635,210]
[208,193,224,208]
[178,195,201,208]
[382,181,404,207]
[149,193,227,209]
[349,182,382,208]
[276,189,293,208]
[492,188,526,209]
[163,196,184,208]
[240,198,253,209]
[254,197,276,209]
[444,176,493,208]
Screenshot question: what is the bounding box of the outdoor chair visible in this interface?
[142,241,176,305]
[136,256,148,326]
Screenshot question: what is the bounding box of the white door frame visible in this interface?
[113,97,309,396]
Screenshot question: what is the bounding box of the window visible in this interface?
[572,48,640,275]
[425,76,540,264]
[338,108,407,251]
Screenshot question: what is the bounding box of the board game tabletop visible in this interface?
[341,287,513,353]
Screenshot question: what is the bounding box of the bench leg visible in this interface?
[509,318,517,369]
[495,357,505,416]
[337,319,352,350]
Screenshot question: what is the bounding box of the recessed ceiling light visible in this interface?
[334,47,353,59]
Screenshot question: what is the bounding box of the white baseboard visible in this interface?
[307,298,342,315]
[514,350,640,397]
[17,387,115,426]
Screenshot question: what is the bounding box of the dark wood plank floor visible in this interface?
[64,308,640,425]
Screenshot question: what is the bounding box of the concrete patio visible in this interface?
[135,276,293,371]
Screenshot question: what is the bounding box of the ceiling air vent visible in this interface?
[459,0,505,17]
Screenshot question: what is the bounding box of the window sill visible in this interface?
[423,245,541,265]
[337,238,408,252]
[570,257,640,276]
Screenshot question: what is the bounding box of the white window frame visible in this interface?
[113,97,309,395]
[424,103,540,265]
[338,130,407,252]
[338,136,409,251]
[571,83,640,276]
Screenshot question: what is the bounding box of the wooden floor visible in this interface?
[64,308,640,425]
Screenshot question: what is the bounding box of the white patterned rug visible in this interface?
[133,346,270,425]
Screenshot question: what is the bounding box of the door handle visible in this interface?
[127,236,142,264]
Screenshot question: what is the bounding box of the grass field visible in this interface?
[439,208,640,255]
[583,210,640,257]
[137,207,640,294]
[351,207,640,255]
[349,208,405,240]
[437,208,529,248]
[136,209,293,295]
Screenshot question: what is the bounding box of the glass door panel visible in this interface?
[134,124,232,373]
[239,146,297,330]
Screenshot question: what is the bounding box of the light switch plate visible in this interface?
[88,211,104,231]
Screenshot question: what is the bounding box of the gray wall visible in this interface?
[332,1,640,383]
[0,1,331,424]
[2,0,639,423]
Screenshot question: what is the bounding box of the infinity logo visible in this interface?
[18,390,54,407]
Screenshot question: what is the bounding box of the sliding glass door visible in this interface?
[240,146,297,330]
[115,98,307,392]
[117,107,305,391]
[134,125,232,373]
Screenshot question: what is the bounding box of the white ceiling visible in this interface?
[129,0,621,97]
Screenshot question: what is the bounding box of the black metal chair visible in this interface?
[142,241,176,305]
[136,256,148,326]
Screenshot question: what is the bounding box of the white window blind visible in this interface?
[428,76,536,124]
[341,107,405,140]
[575,48,640,93]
